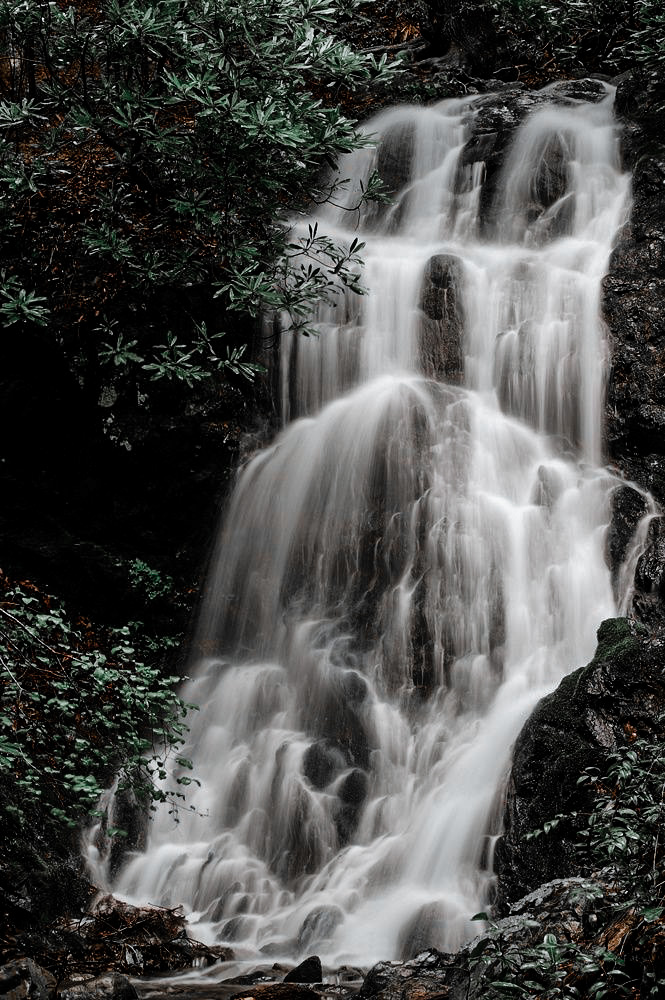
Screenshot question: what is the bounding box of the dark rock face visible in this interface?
[604,72,665,505]
[606,483,649,581]
[283,955,323,984]
[632,515,665,630]
[419,255,465,382]
[494,618,665,909]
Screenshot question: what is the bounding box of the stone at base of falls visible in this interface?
[59,975,137,1000]
[228,986,319,1000]
[282,957,322,984]
[397,903,448,961]
[0,958,55,1000]
[494,617,665,909]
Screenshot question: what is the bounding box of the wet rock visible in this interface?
[506,877,600,941]
[58,974,137,1000]
[297,906,343,953]
[419,255,465,383]
[283,955,322,984]
[225,968,276,987]
[338,769,368,805]
[604,71,665,506]
[335,769,369,843]
[606,483,648,580]
[258,941,297,958]
[229,987,319,1000]
[0,847,94,931]
[397,902,448,959]
[221,917,248,943]
[336,966,365,986]
[302,741,342,790]
[494,618,665,909]
[632,515,665,630]
[375,121,416,203]
[356,948,455,1000]
[634,516,665,596]
[548,79,610,104]
[103,789,149,880]
[340,669,368,704]
[356,878,611,1000]
[0,958,53,1000]
[458,89,546,231]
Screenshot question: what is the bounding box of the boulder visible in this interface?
[302,741,343,790]
[397,902,448,960]
[0,958,54,1000]
[283,955,322,984]
[297,906,344,953]
[58,975,137,1000]
[229,987,319,1000]
[355,948,455,1000]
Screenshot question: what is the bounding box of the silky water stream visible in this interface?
[91,82,636,967]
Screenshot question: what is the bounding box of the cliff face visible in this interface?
[605,72,665,504]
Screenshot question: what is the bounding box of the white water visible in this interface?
[93,83,633,967]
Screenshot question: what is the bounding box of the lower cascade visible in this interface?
[93,81,639,966]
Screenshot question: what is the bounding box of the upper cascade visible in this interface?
[90,81,634,968]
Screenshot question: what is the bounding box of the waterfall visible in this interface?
[97,81,632,967]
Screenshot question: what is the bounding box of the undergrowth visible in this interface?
[0,571,195,836]
[472,722,665,997]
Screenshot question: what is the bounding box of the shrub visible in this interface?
[0,0,397,398]
[490,0,665,78]
[0,573,192,833]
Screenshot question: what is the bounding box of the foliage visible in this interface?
[0,0,397,402]
[490,0,665,78]
[500,723,665,997]
[576,725,665,906]
[0,573,193,833]
[470,918,630,999]
[527,722,665,909]
[125,557,176,603]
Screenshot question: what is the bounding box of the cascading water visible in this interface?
[93,81,634,966]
